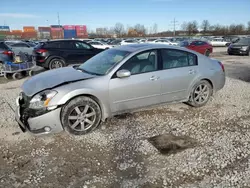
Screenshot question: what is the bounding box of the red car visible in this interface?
[180,40,213,56]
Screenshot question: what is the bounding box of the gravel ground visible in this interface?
[0,50,250,188]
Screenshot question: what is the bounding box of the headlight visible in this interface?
[29,90,57,109]
[241,46,248,51]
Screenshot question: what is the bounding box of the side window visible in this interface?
[188,53,198,66]
[60,41,74,49]
[161,49,197,69]
[0,43,8,50]
[45,42,60,48]
[74,42,91,49]
[12,43,29,47]
[119,50,157,75]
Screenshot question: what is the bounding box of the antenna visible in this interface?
[170,18,178,36]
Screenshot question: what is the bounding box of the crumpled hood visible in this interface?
[22,67,95,96]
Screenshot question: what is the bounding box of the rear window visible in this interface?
[0,42,8,50]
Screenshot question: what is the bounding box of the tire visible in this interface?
[246,50,250,56]
[49,58,65,70]
[204,49,210,57]
[0,62,3,76]
[61,96,102,135]
[4,73,13,79]
[12,72,23,80]
[187,80,213,107]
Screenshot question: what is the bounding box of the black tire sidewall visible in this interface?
[188,80,213,107]
[61,96,102,135]
[49,58,65,70]
[205,50,210,57]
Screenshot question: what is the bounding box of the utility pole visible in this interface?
[57,12,61,39]
[57,12,60,26]
[170,18,178,37]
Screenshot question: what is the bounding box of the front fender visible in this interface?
[56,89,111,121]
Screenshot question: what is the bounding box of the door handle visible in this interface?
[189,70,196,74]
[150,76,160,81]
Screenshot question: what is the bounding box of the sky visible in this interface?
[0,0,249,32]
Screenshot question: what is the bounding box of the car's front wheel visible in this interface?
[187,80,213,107]
[61,96,102,135]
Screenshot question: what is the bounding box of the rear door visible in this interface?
[72,41,100,64]
[159,49,199,102]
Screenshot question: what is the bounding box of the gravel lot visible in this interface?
[0,48,250,188]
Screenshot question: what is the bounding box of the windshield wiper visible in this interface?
[75,67,103,76]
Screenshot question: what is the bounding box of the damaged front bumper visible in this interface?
[15,96,64,135]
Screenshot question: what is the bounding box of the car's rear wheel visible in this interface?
[204,49,210,57]
[49,58,65,70]
[187,80,213,107]
[61,96,102,135]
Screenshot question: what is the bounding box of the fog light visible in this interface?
[44,126,51,132]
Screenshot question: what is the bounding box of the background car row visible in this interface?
[1,36,249,72]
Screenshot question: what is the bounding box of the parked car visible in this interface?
[0,41,14,75]
[15,44,225,136]
[7,42,34,55]
[33,40,103,70]
[120,39,139,45]
[180,40,213,56]
[148,39,174,45]
[108,39,122,46]
[88,41,113,49]
[79,39,93,43]
[227,37,250,56]
[210,38,230,47]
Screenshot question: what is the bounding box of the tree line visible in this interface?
[89,20,250,38]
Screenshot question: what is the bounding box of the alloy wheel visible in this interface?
[51,60,63,69]
[68,105,97,132]
[193,84,209,104]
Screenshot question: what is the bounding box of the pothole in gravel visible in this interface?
[148,133,197,155]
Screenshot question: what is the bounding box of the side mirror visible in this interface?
[116,69,131,78]
[190,44,195,47]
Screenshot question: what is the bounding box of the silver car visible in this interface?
[15,44,225,135]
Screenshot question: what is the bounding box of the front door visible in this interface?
[159,49,199,102]
[109,50,161,113]
[73,41,98,64]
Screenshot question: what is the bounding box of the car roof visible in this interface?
[48,39,85,43]
[114,43,186,53]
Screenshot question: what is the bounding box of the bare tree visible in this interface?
[186,21,198,35]
[201,20,210,34]
[152,23,158,34]
[248,21,250,33]
[181,22,187,31]
[134,24,146,36]
[114,23,125,37]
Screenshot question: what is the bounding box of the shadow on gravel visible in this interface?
[224,63,250,82]
[148,133,197,155]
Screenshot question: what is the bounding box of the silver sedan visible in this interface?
[15,44,225,135]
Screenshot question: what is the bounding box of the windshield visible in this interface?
[78,49,130,75]
[234,38,250,45]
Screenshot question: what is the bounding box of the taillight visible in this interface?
[36,49,48,53]
[2,51,13,56]
[218,61,225,72]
